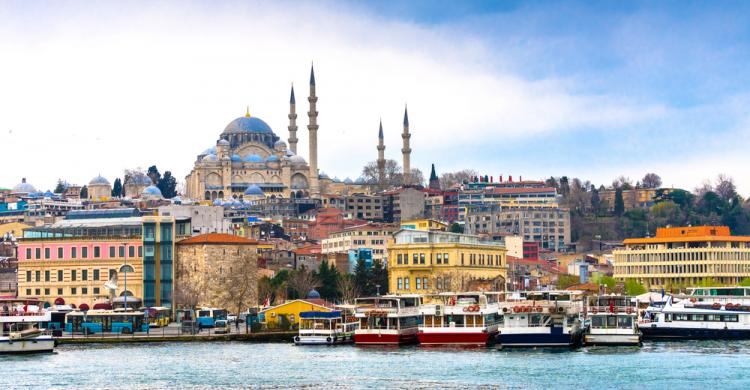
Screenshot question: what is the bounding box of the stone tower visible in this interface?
[288,84,298,154]
[377,119,386,187]
[401,105,411,185]
[307,65,320,197]
[429,163,441,190]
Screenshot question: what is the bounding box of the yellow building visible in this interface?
[0,222,32,238]
[259,299,332,329]
[400,219,447,232]
[387,229,507,294]
[613,226,750,288]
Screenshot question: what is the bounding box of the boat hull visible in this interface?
[354,331,417,345]
[641,326,750,340]
[496,329,582,348]
[293,334,354,345]
[584,333,641,346]
[0,336,55,354]
[417,331,497,346]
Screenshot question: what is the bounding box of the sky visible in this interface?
[1,0,750,195]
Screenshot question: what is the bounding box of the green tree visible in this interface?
[157,171,177,198]
[739,278,750,287]
[314,261,340,301]
[371,259,388,295]
[624,280,647,295]
[111,178,123,197]
[354,259,372,296]
[590,186,601,215]
[147,165,161,185]
[449,223,463,234]
[79,185,88,199]
[53,179,65,194]
[556,274,580,289]
[614,188,625,216]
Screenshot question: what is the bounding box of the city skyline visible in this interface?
[2,1,750,194]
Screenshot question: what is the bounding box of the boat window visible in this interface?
[706,315,721,322]
[722,315,739,322]
[689,314,704,321]
[674,314,688,321]
[617,316,632,328]
[591,316,604,328]
[607,316,617,328]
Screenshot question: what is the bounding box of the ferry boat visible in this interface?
[353,295,421,345]
[0,298,55,354]
[584,295,641,346]
[294,306,359,345]
[640,287,750,340]
[418,292,501,346]
[495,291,584,348]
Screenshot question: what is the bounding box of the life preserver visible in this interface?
[712,303,721,310]
[626,307,633,314]
[558,307,565,313]
[503,307,509,313]
[514,306,521,313]
[463,306,471,312]
[535,306,543,313]
[689,297,696,303]
[326,337,332,344]
[294,336,300,342]
[549,306,556,313]
[726,303,734,310]
[592,307,598,314]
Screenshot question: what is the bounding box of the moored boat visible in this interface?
[354,295,421,345]
[495,291,584,348]
[584,295,641,346]
[418,292,501,346]
[294,306,359,345]
[0,298,55,354]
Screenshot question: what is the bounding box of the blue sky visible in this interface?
[1,1,749,194]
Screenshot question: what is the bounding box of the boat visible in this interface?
[294,306,359,345]
[495,291,584,348]
[418,292,501,346]
[640,287,750,340]
[0,298,55,354]
[584,295,641,346]
[353,295,421,345]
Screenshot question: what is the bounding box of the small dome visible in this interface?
[274,140,287,149]
[289,155,306,165]
[218,139,230,146]
[266,155,280,162]
[230,154,242,162]
[141,185,163,200]
[13,178,36,194]
[285,149,295,157]
[223,116,274,135]
[332,176,341,183]
[43,190,54,198]
[355,177,366,184]
[200,146,217,155]
[306,289,321,299]
[89,175,110,186]
[244,185,265,196]
[202,154,219,162]
[343,177,353,184]
[244,154,263,163]
[319,172,330,179]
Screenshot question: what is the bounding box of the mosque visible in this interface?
[184,66,371,201]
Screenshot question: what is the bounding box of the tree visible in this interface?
[559,176,570,198]
[614,188,625,216]
[158,171,177,198]
[440,169,478,189]
[715,174,737,201]
[79,185,88,199]
[337,274,359,303]
[147,165,161,185]
[624,279,647,296]
[353,259,372,296]
[314,261,340,301]
[111,178,123,197]
[590,186,601,214]
[361,159,402,190]
[287,267,318,299]
[217,255,258,319]
[641,173,662,189]
[612,175,633,190]
[54,179,65,194]
[403,168,425,187]
[449,223,463,234]
[556,274,580,289]
[371,259,388,295]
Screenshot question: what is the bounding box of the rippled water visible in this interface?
[2,341,750,389]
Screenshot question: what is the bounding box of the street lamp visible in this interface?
[119,263,135,311]
[375,284,381,296]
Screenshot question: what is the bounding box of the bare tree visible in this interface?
[361,159,403,191]
[694,179,713,198]
[287,268,318,299]
[715,174,737,201]
[215,255,258,318]
[641,173,662,189]
[440,169,478,189]
[612,175,633,190]
[337,274,359,304]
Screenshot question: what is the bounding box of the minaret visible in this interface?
[288,85,298,154]
[401,105,412,185]
[307,64,320,196]
[377,119,386,188]
[429,163,441,190]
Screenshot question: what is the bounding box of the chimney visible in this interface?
[509,175,513,182]
[520,175,523,181]
[499,175,503,182]
[490,176,493,183]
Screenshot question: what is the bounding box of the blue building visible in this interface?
[348,248,373,273]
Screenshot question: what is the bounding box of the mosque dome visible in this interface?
[217,139,230,146]
[141,185,163,200]
[223,116,273,135]
[230,154,242,162]
[202,154,219,162]
[319,172,329,179]
[306,289,321,299]
[274,140,287,150]
[244,185,265,196]
[285,149,295,157]
[13,178,36,194]
[244,154,263,163]
[43,190,54,198]
[200,146,217,156]
[343,177,353,184]
[266,155,280,163]
[289,155,306,165]
[89,175,110,186]
[355,177,366,184]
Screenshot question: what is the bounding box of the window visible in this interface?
[422,278,428,290]
[109,246,115,258]
[44,248,50,259]
[94,246,100,258]
[397,254,402,265]
[413,254,418,264]
[94,269,100,281]
[35,271,40,282]
[461,253,464,265]
[93,287,100,295]
[71,270,77,281]
[436,253,442,264]
[44,288,50,296]
[138,246,143,257]
[437,278,443,290]
[444,253,449,264]
[71,247,77,259]
[82,269,88,281]
[71,287,77,295]
[35,288,40,296]
[26,271,31,282]
[404,277,410,290]
[82,287,88,295]
[129,246,135,258]
[416,278,422,290]
[57,288,63,295]
[82,247,88,258]
[420,254,425,264]
[26,289,31,296]
[44,270,50,282]
[35,248,40,259]
[57,270,63,281]
[57,247,63,258]
[26,248,31,259]
[119,246,125,258]
[397,278,403,290]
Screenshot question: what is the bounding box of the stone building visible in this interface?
[87,175,112,201]
[174,233,259,313]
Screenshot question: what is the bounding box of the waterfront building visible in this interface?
[613,226,750,288]
[387,229,507,294]
[142,216,181,308]
[321,222,397,264]
[174,233,258,312]
[464,204,570,252]
[259,297,332,329]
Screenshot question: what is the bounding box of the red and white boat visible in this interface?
[418,292,501,346]
[353,295,421,345]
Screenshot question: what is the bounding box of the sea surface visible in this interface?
[2,340,750,389]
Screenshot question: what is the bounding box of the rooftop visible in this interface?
[623,225,750,244]
[177,233,259,245]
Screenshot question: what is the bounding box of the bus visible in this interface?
[65,310,148,334]
[145,307,171,328]
[197,308,227,329]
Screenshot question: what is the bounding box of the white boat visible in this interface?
[584,295,641,346]
[641,287,750,340]
[418,292,502,346]
[354,295,421,345]
[294,306,359,345]
[0,298,55,354]
[495,291,584,348]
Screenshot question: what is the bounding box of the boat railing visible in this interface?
[587,306,637,314]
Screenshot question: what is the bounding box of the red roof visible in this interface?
[177,233,259,245]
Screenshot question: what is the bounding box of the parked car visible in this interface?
[227,315,238,324]
[214,320,231,334]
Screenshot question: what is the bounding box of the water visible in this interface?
[2,341,750,389]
